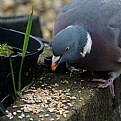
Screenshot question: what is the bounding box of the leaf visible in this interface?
[18,7,33,91]
[22,7,33,58]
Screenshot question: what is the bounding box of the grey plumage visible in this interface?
[51,0,121,98]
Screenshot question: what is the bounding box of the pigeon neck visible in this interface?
[73,21,95,35]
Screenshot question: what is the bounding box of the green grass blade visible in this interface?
[18,8,33,91]
[21,80,34,92]
[1,93,11,102]
[22,8,33,57]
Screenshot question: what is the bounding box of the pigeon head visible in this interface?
[51,25,93,71]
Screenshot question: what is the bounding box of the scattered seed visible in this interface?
[13,105,17,108]
[39,115,44,118]
[48,108,55,112]
[45,114,49,117]
[69,96,77,100]
[67,103,73,107]
[26,115,30,118]
[65,110,69,114]
[9,116,13,119]
[13,112,17,115]
[63,113,67,118]
[62,100,67,103]
[50,118,55,121]
[17,110,22,113]
[20,108,24,110]
[24,109,30,113]
[63,106,68,110]
[61,80,69,84]
[56,115,61,120]
[5,82,78,120]
[6,112,12,117]
[44,104,49,108]
[29,117,33,121]
[18,116,23,119]
[5,110,9,113]
[57,118,60,120]
[21,113,25,117]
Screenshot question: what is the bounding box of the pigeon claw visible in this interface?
[92,78,107,83]
[93,79,115,98]
[109,83,115,98]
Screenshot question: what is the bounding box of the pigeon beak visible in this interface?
[51,55,61,71]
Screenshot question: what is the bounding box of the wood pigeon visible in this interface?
[51,0,121,98]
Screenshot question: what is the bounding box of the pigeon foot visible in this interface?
[92,78,115,98]
[98,79,115,98]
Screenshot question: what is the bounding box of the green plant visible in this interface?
[0,43,13,56]
[0,8,33,103]
[18,8,33,92]
[9,8,33,99]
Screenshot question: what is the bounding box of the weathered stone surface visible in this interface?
[0,45,121,121]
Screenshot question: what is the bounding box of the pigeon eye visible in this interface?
[65,46,70,51]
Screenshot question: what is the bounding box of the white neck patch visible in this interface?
[66,25,73,28]
[80,32,92,58]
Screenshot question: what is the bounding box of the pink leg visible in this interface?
[92,78,115,98]
[92,71,121,98]
[109,83,115,98]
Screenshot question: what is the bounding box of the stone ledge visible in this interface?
[1,46,121,121]
[1,72,121,121]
